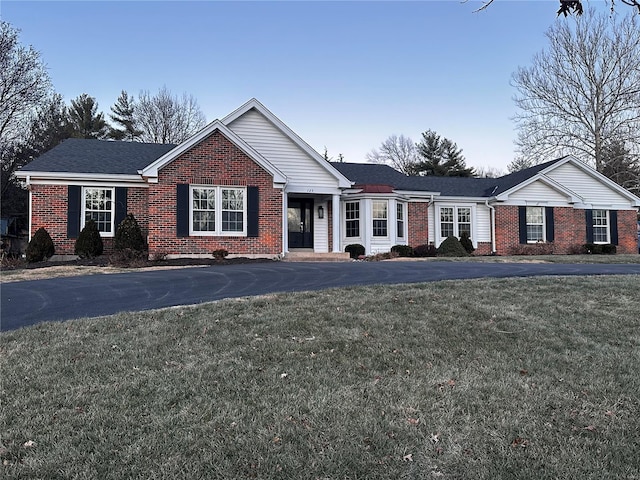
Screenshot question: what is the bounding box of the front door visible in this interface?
[287,198,314,249]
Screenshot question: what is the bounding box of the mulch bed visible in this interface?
[0,255,274,272]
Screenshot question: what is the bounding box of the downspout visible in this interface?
[426,194,434,245]
[26,176,32,242]
[281,184,289,258]
[485,199,496,254]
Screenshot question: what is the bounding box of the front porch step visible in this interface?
[283,251,352,262]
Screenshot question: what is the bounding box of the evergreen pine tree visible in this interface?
[108,90,142,141]
[68,93,108,139]
[415,130,475,177]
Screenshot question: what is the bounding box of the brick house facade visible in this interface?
[17,99,640,258]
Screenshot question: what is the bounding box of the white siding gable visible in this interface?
[227,109,339,192]
[508,179,572,204]
[547,163,631,207]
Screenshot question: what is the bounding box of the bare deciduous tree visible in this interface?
[470,0,640,16]
[0,21,51,145]
[135,87,206,144]
[512,10,640,174]
[366,134,418,175]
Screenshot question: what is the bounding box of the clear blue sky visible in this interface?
[0,1,615,172]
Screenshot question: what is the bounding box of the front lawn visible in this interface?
[2,276,639,479]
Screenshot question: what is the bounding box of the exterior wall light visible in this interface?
[317,205,324,219]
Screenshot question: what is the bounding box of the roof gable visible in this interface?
[223,99,352,189]
[140,120,286,184]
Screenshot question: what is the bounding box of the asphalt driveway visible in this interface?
[2,261,640,331]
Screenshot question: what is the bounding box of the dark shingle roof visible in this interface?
[332,158,565,197]
[19,138,176,175]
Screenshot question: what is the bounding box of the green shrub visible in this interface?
[459,232,475,254]
[391,244,413,257]
[25,227,55,262]
[509,243,555,255]
[75,219,103,259]
[114,214,146,253]
[413,244,437,257]
[212,248,229,260]
[345,244,365,259]
[436,236,469,257]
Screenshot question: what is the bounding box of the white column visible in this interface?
[332,194,340,253]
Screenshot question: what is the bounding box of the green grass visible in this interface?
[2,276,640,479]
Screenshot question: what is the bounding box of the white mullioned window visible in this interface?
[439,206,472,240]
[592,209,609,243]
[190,186,246,236]
[82,187,115,236]
[396,202,405,238]
[526,207,545,243]
[372,200,388,237]
[345,201,360,237]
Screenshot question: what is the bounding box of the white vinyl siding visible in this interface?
[548,163,630,205]
[227,109,338,189]
[509,180,571,203]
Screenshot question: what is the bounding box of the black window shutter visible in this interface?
[115,187,128,231]
[67,185,82,239]
[518,206,527,244]
[545,207,554,243]
[176,184,189,237]
[247,186,259,237]
[585,209,594,243]
[609,210,618,245]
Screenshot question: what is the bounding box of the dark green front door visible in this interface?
[287,199,313,249]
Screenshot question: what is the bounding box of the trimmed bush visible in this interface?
[436,236,469,257]
[459,232,475,254]
[391,244,414,257]
[345,244,365,259]
[583,243,617,255]
[75,219,103,259]
[25,227,55,262]
[413,244,437,257]
[114,214,146,253]
[509,243,555,255]
[212,248,229,260]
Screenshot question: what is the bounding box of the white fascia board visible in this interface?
[222,98,353,189]
[15,171,147,185]
[494,172,582,203]
[543,155,640,206]
[285,184,343,195]
[140,119,287,184]
[433,196,488,203]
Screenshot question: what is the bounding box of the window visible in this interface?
[396,203,405,238]
[440,207,454,238]
[440,206,472,240]
[83,187,114,236]
[221,188,244,233]
[457,207,471,238]
[592,209,609,243]
[372,200,388,237]
[190,186,246,235]
[345,201,360,237]
[526,207,544,243]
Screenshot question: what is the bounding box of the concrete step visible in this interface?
[283,251,352,262]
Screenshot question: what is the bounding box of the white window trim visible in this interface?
[344,200,361,239]
[81,186,115,238]
[436,204,475,246]
[372,199,389,238]
[526,206,546,244]
[396,202,406,239]
[592,209,610,244]
[189,185,247,237]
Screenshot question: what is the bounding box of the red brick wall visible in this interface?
[30,184,149,255]
[494,205,638,255]
[408,202,429,247]
[147,130,282,257]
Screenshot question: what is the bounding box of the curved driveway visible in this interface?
[2,261,640,331]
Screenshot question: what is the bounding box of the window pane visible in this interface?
[526,207,543,224]
[457,208,470,223]
[222,211,244,232]
[372,201,387,219]
[373,219,387,237]
[84,188,113,233]
[441,207,453,223]
[441,223,454,238]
